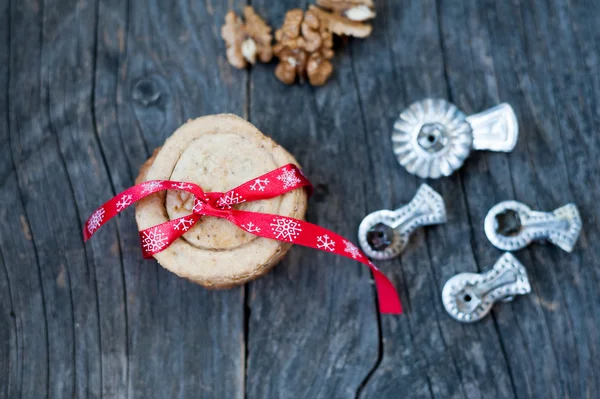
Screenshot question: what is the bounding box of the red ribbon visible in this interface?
[83,164,401,314]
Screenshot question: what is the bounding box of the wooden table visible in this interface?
[2,0,599,397]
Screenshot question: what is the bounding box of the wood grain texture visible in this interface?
[96,0,247,397]
[352,1,515,397]
[245,1,379,397]
[3,0,246,397]
[1,0,600,398]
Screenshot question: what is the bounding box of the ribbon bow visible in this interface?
[84,164,401,314]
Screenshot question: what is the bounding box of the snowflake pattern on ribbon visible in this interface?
[242,222,261,233]
[343,240,361,259]
[141,227,169,253]
[192,201,204,213]
[316,234,336,252]
[270,217,302,241]
[174,182,194,190]
[217,191,245,209]
[141,181,164,194]
[87,208,105,234]
[116,194,133,211]
[174,218,194,232]
[277,168,302,189]
[250,178,270,191]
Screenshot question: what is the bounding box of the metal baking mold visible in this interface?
[357,184,446,260]
[392,98,518,179]
[485,201,582,252]
[442,253,531,323]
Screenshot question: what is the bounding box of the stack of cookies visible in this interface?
[135,114,308,288]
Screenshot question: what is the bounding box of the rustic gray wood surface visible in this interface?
[1,0,599,397]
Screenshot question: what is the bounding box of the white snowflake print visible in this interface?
[270,217,302,241]
[276,168,302,189]
[217,191,245,209]
[141,181,164,194]
[250,178,270,191]
[141,227,169,253]
[242,222,261,233]
[87,207,105,235]
[174,182,193,190]
[343,240,361,259]
[174,217,194,232]
[116,194,133,211]
[316,234,336,252]
[192,200,204,213]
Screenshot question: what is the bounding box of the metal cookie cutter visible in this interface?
[358,184,446,260]
[442,253,531,323]
[485,201,582,252]
[392,98,519,179]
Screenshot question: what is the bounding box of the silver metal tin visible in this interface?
[357,184,446,260]
[392,99,518,179]
[484,201,582,252]
[442,253,531,323]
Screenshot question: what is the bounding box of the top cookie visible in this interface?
[135,114,308,288]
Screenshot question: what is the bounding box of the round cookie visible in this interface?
[135,114,308,288]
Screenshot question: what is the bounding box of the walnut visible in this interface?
[306,53,333,86]
[224,2,375,86]
[303,10,334,86]
[273,9,308,85]
[274,48,308,85]
[243,7,273,62]
[275,9,304,45]
[308,5,372,38]
[221,6,273,69]
[273,9,335,86]
[316,0,376,21]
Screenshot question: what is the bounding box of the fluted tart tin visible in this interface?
[392,99,519,179]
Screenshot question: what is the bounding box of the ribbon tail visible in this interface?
[371,268,402,314]
[225,210,403,315]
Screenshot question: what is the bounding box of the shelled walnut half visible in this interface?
[308,5,372,38]
[221,6,273,69]
[273,9,335,86]
[316,0,376,21]
[272,9,307,85]
[303,10,335,86]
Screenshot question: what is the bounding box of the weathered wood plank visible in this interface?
[0,3,50,399]
[350,1,458,395]
[357,0,600,398]
[3,0,247,398]
[7,1,102,398]
[0,2,16,398]
[96,0,248,397]
[245,1,380,398]
[350,1,516,398]
[41,0,127,396]
[437,1,565,398]
[481,0,600,396]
